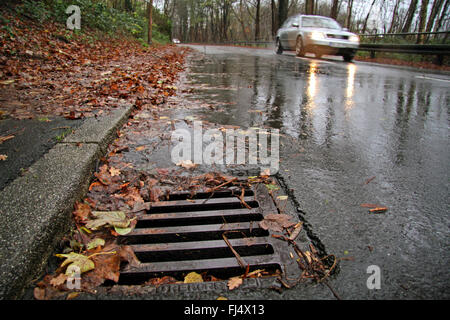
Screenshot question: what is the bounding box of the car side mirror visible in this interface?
[292,23,299,28]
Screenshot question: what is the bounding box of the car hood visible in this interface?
[301,27,357,36]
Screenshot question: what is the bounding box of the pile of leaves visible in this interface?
[0,6,189,120]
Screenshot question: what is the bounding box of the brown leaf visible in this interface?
[227,277,243,290]
[259,214,296,233]
[145,276,177,287]
[119,245,141,267]
[73,201,91,223]
[369,207,388,213]
[33,287,46,300]
[360,203,378,208]
[50,273,68,288]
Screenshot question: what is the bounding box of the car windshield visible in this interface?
[302,17,341,29]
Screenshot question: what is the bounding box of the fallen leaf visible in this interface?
[109,167,121,177]
[55,252,95,275]
[73,202,91,223]
[360,203,378,208]
[33,287,46,300]
[227,276,243,290]
[0,154,7,161]
[176,159,197,169]
[119,245,141,267]
[184,272,203,283]
[87,238,105,250]
[145,276,177,287]
[259,214,296,233]
[85,211,130,231]
[0,79,15,85]
[66,292,80,300]
[288,222,303,241]
[135,145,146,151]
[369,207,388,213]
[276,195,288,201]
[50,274,68,287]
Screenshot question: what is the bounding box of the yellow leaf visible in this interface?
[55,252,95,275]
[276,195,288,201]
[184,272,203,283]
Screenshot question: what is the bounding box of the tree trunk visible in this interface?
[345,0,354,30]
[330,0,339,19]
[402,0,419,33]
[425,0,445,33]
[271,0,277,36]
[417,0,430,43]
[278,0,289,28]
[388,0,401,33]
[361,0,377,34]
[305,0,315,15]
[148,0,153,45]
[434,0,449,33]
[255,0,261,41]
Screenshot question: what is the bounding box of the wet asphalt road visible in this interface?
[177,45,449,299]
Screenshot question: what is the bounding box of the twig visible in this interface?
[238,187,252,209]
[222,233,246,268]
[322,280,342,300]
[208,177,238,192]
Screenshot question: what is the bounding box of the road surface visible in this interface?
[175,45,449,299]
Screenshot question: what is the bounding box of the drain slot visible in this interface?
[149,196,259,213]
[136,208,263,228]
[132,238,273,263]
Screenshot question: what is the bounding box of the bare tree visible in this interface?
[330,0,340,19]
[345,0,354,30]
[148,0,153,44]
[417,0,430,43]
[402,0,419,33]
[255,0,261,40]
[305,0,315,14]
[278,0,289,28]
[388,0,401,33]
[361,0,377,34]
[425,0,445,32]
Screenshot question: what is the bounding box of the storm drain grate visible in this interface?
[118,184,290,285]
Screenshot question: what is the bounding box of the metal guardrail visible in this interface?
[357,43,450,65]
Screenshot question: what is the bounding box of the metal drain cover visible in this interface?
[118,181,299,285]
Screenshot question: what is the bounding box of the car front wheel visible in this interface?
[276,39,283,55]
[343,53,355,62]
[295,37,305,57]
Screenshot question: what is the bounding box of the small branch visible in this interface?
[223,233,246,268]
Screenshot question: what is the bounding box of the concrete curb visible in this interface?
[0,105,133,299]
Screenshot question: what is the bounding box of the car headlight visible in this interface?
[310,31,325,40]
[349,35,359,43]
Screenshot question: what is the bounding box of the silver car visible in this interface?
[275,14,359,62]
